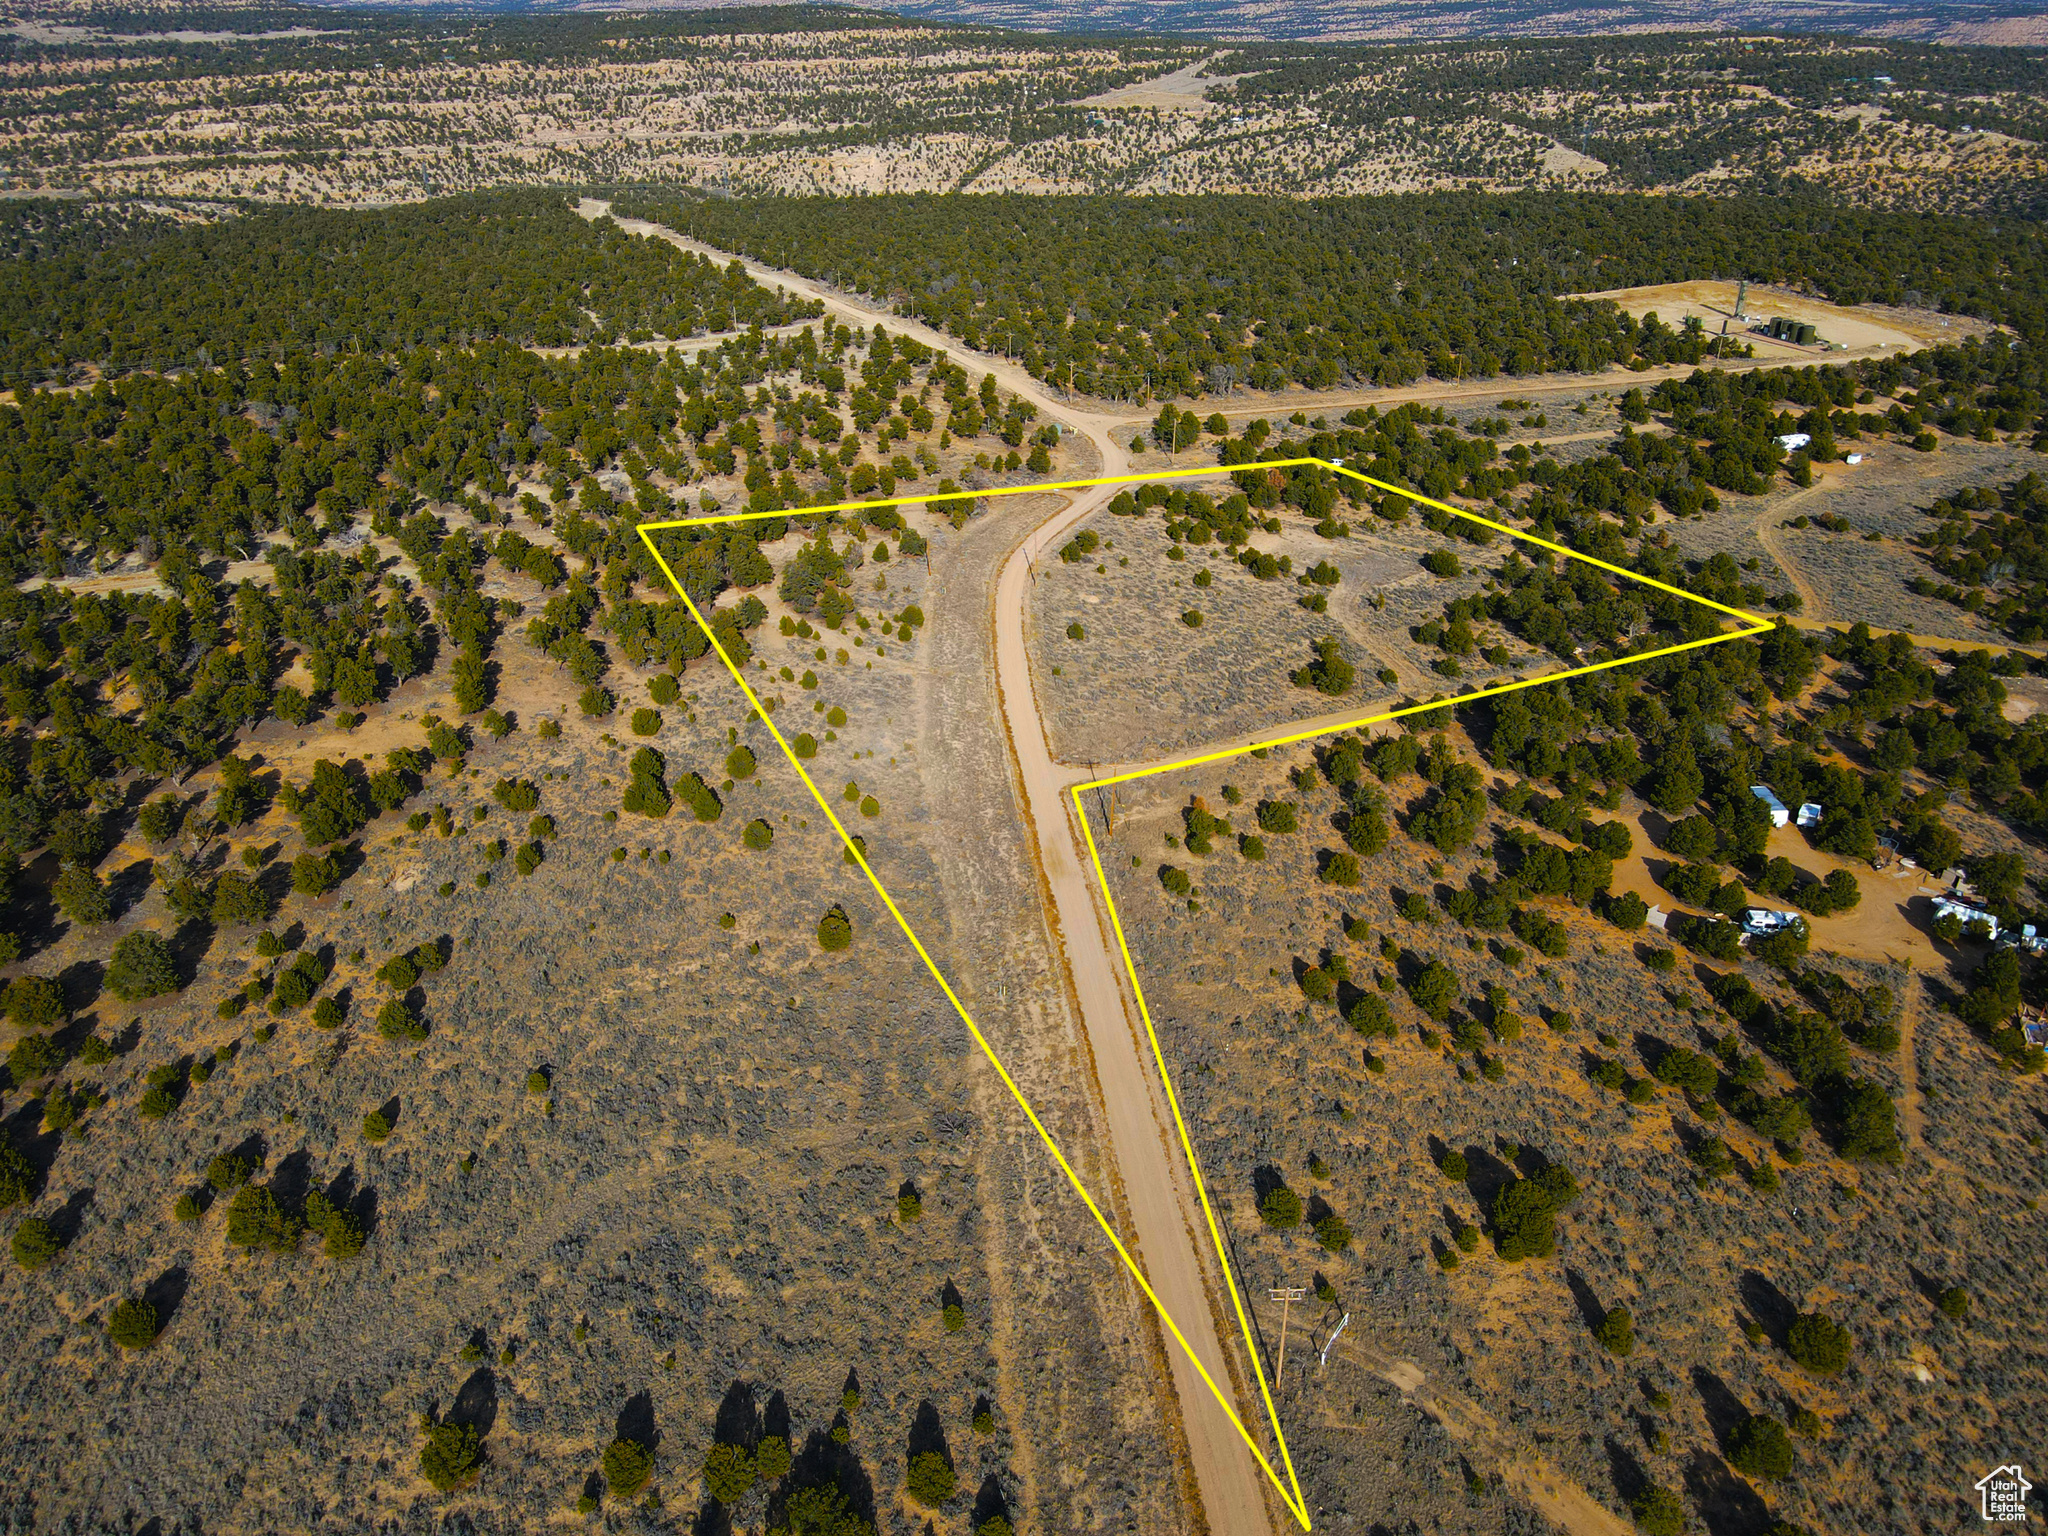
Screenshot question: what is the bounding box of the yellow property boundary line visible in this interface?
[639,458,1771,1532]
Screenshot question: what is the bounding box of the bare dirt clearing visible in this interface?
[1073,56,1246,113]
[1566,281,1995,357]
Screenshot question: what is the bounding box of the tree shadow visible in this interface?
[57,957,102,1014]
[939,1277,964,1315]
[1737,1271,1795,1348]
[711,1380,755,1449]
[267,1148,314,1209]
[1563,1268,1609,1335]
[906,1400,949,1467]
[1905,1264,1948,1306]
[1633,1029,1679,1073]
[50,1006,94,1058]
[617,1388,659,1454]
[450,1368,498,1438]
[1680,1447,1775,1536]
[1603,1435,1653,1507]
[142,1264,189,1331]
[763,1389,791,1445]
[690,1503,733,1536]
[1687,958,1733,999]
[767,1427,875,1534]
[1689,1365,1750,1447]
[5,1101,56,1191]
[1670,1118,1712,1159]
[170,917,217,971]
[318,1163,375,1235]
[254,861,294,910]
[373,1096,401,1135]
[1495,1135,1535,1176]
[225,1130,269,1173]
[48,1185,94,1245]
[1458,1144,1516,1208]
[330,840,368,888]
[107,858,154,921]
[973,1474,1010,1530]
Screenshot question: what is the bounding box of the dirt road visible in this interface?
[581,203,2005,1534]
[580,197,1882,431]
[993,458,1305,1535]
[585,202,1287,1534]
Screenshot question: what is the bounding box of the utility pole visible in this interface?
[1269,1286,1308,1383]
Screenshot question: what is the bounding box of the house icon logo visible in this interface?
[1976,1464,2031,1522]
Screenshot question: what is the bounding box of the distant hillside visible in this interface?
[876,0,2048,44]
[11,0,2045,43]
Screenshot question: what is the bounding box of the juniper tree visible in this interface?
[107,1298,160,1350]
[1727,1414,1794,1480]
[419,1418,482,1492]
[817,905,853,952]
[10,1215,62,1271]
[106,931,179,1000]
[1787,1311,1851,1375]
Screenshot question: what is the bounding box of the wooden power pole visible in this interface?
[1269,1286,1308,1382]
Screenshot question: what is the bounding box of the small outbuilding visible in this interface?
[1751,785,1790,827]
[1796,802,1822,828]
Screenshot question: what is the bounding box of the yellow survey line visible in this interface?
[635,457,1329,532]
[639,453,1771,1534]
[1063,463,1770,1534]
[635,501,1314,1529]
